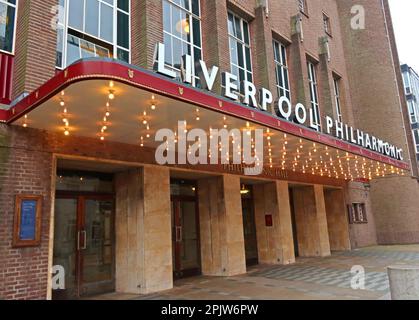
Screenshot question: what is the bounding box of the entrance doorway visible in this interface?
[289,187,299,258]
[170,180,201,279]
[53,171,115,300]
[241,184,258,266]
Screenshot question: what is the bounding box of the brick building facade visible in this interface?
[0,0,418,300]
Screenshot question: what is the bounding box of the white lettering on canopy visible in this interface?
[154,43,404,161]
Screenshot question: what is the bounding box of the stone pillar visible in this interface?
[292,185,331,257]
[253,181,295,265]
[115,166,172,294]
[388,266,419,300]
[198,175,246,276]
[324,188,351,251]
[314,185,332,256]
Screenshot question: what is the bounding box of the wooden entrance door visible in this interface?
[171,196,201,279]
[53,193,115,299]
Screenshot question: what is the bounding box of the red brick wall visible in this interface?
[0,125,53,300]
[12,0,58,100]
[336,0,419,244]
[345,182,378,248]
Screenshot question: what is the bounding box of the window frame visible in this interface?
[402,71,412,95]
[408,100,418,124]
[322,12,332,37]
[333,77,343,123]
[162,0,203,85]
[298,0,308,16]
[348,203,368,224]
[56,0,131,69]
[273,39,291,101]
[227,11,253,89]
[0,0,18,55]
[413,129,419,154]
[307,61,321,128]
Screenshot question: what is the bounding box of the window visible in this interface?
[163,0,201,85]
[0,0,17,54]
[333,78,342,122]
[298,0,307,15]
[413,129,419,154]
[308,61,321,127]
[408,100,418,124]
[323,13,331,36]
[403,71,412,95]
[273,40,291,101]
[228,12,253,89]
[409,69,419,99]
[56,0,130,69]
[348,203,368,224]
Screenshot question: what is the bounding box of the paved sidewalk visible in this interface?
[94,245,419,300]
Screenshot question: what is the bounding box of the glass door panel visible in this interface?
[242,197,258,265]
[180,201,199,271]
[81,198,115,297]
[52,198,78,300]
[172,198,201,279]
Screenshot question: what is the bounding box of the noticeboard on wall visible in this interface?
[13,195,43,248]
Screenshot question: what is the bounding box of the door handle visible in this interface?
[77,230,87,250]
[176,226,182,243]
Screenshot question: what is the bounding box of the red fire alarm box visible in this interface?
[265,214,273,227]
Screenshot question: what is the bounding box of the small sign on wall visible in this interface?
[13,195,43,247]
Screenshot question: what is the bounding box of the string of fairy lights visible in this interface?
[19,82,407,182]
[134,95,406,181]
[98,81,115,141]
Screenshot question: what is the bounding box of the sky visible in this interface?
[389,0,419,72]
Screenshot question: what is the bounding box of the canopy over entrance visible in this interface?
[0,59,410,181]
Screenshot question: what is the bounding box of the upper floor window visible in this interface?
[408,100,418,124]
[163,0,201,85]
[333,78,342,122]
[308,61,321,127]
[298,0,308,15]
[228,12,253,88]
[56,0,130,69]
[0,0,17,54]
[323,13,331,36]
[273,40,290,101]
[413,129,419,154]
[410,70,419,99]
[403,71,412,95]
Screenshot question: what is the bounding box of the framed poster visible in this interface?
[13,195,43,247]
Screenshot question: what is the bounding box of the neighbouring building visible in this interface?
[0,0,418,300]
[402,64,419,164]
